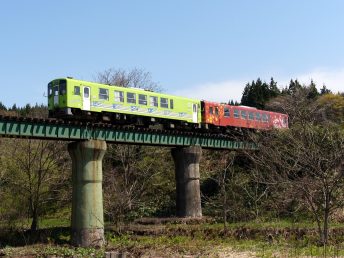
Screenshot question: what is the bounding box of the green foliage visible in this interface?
[0,102,6,111]
[106,221,344,257]
[317,93,344,125]
[6,103,47,117]
[281,79,320,99]
[241,77,280,109]
[43,246,104,258]
[1,245,104,257]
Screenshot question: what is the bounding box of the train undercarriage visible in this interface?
[49,107,250,138]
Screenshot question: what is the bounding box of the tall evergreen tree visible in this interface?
[241,77,281,109]
[287,79,302,95]
[307,80,319,99]
[0,102,6,111]
[320,84,332,95]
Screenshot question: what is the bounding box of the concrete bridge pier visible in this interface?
[171,146,202,218]
[68,140,107,247]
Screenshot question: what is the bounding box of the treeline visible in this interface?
[240,77,334,109]
[0,103,47,117]
[0,71,343,246]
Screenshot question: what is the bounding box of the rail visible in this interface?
[0,115,257,150]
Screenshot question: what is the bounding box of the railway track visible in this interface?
[0,115,257,150]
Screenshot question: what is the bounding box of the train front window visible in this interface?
[48,84,53,97]
[54,86,59,96]
[59,81,66,95]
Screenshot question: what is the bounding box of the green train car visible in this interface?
[48,78,201,126]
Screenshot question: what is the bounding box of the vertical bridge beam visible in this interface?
[68,140,107,247]
[171,146,202,218]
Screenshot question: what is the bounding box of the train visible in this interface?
[48,77,288,131]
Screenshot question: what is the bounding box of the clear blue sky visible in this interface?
[1,0,344,107]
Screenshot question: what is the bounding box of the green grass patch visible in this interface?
[106,231,344,257]
[106,219,344,257]
[1,245,104,258]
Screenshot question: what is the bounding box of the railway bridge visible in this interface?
[0,115,257,247]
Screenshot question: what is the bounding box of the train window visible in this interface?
[139,94,147,105]
[255,112,261,121]
[74,86,80,95]
[114,90,124,102]
[84,87,89,98]
[234,109,239,118]
[160,97,168,108]
[127,92,136,104]
[283,117,288,125]
[59,85,66,95]
[241,110,247,119]
[150,96,158,107]
[59,81,66,95]
[209,106,213,115]
[99,88,109,100]
[262,114,268,122]
[215,107,219,116]
[170,99,174,109]
[54,86,59,96]
[224,107,230,117]
[48,85,53,96]
[249,112,254,120]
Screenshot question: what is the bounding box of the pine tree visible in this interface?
[240,78,281,109]
[0,102,7,111]
[307,80,319,99]
[320,85,332,95]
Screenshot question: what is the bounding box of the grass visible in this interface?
[1,245,105,258]
[107,232,344,257]
[106,219,344,257]
[1,217,344,257]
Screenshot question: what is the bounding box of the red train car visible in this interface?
[201,101,288,130]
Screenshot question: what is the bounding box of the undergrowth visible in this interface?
[1,218,344,257]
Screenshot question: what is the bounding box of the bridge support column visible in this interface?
[171,146,202,218]
[68,140,107,247]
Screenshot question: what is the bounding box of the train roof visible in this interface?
[49,77,201,103]
[202,100,288,116]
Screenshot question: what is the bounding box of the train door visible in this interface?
[83,86,91,110]
[193,104,198,123]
